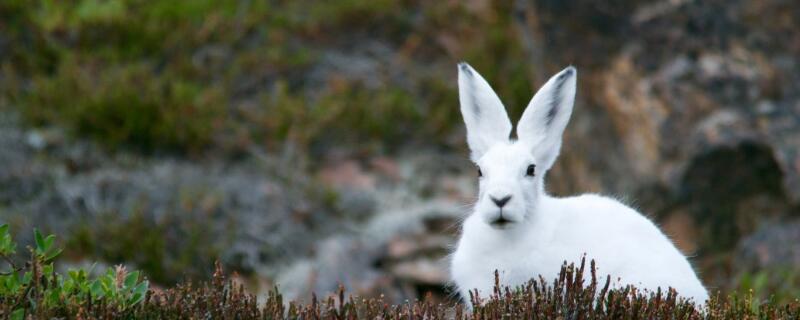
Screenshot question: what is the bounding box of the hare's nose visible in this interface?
[490,195,512,208]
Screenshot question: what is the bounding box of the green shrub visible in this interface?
[0,225,149,319]
[65,211,222,285]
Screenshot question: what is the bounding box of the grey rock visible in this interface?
[735,219,800,271]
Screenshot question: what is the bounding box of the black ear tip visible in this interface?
[554,66,576,81]
[458,62,472,74]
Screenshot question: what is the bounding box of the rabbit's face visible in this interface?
[474,142,542,229]
[458,62,576,228]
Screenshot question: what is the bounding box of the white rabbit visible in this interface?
[449,63,708,306]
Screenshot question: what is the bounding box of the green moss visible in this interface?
[4,1,547,155]
[17,59,224,153]
[317,83,420,145]
[232,0,409,38]
[250,80,423,154]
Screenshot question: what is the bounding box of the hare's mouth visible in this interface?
[489,216,513,228]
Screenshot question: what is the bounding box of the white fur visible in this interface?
[450,63,708,305]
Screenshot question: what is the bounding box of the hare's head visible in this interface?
[458,63,576,229]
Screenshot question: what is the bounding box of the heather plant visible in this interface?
[1,224,799,319]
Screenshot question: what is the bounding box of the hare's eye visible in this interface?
[526,164,535,177]
[477,167,483,177]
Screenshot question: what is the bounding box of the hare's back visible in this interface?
[552,194,677,255]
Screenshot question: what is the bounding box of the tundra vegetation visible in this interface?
[1,225,798,319]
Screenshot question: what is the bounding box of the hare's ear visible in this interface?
[517,66,576,171]
[458,62,512,162]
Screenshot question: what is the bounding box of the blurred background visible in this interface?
[1,0,799,305]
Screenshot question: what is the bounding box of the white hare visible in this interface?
[449,63,708,305]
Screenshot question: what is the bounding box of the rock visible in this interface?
[370,156,402,182]
[387,234,452,260]
[270,152,465,303]
[387,237,417,259]
[273,259,315,301]
[317,160,375,190]
[390,259,449,285]
[680,143,786,251]
[660,209,699,255]
[735,219,800,272]
[25,130,46,150]
[333,189,377,222]
[504,2,800,294]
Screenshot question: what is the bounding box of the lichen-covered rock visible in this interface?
[530,1,800,261]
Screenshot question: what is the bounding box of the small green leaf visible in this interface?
[0,224,10,254]
[10,308,24,320]
[34,228,45,252]
[129,292,144,306]
[101,271,114,287]
[133,280,148,296]
[47,288,60,305]
[0,274,19,294]
[68,269,80,282]
[0,231,14,256]
[43,263,54,276]
[21,271,32,285]
[44,248,62,261]
[90,280,104,299]
[124,270,140,288]
[44,234,55,251]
